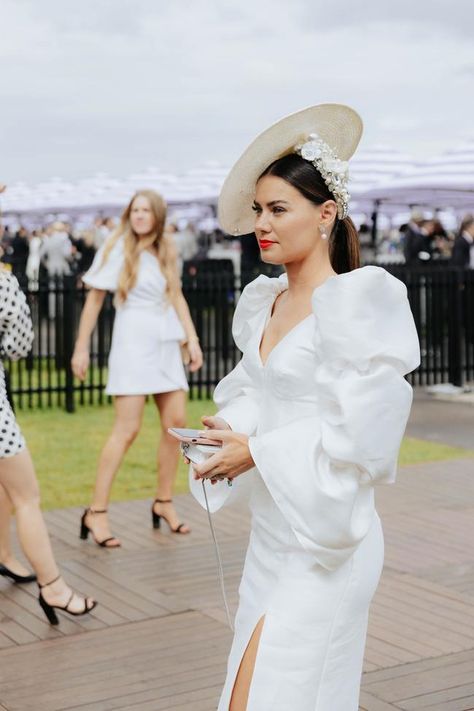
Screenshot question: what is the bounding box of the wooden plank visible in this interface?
[363,656,474,703]
[359,691,401,711]
[401,682,474,710]
[2,450,474,709]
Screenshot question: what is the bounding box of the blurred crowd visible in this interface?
[0,217,203,287]
[1,211,474,289]
[359,211,474,268]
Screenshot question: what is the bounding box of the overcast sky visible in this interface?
[1,0,473,183]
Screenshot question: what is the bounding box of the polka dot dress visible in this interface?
[0,270,34,458]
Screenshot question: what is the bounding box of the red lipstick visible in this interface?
[259,240,275,250]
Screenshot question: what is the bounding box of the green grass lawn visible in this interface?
[18,400,216,510]
[16,402,474,510]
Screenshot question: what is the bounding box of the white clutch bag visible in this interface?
[180,442,219,465]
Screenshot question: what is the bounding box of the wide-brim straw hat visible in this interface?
[218,103,363,235]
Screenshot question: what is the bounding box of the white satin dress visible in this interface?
[83,238,188,396]
[190,266,420,711]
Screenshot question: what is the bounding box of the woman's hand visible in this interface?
[182,415,231,466]
[187,340,203,372]
[201,415,230,431]
[192,429,255,483]
[71,347,90,381]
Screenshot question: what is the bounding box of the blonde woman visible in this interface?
[72,191,203,547]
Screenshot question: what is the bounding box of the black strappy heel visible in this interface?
[38,575,97,626]
[151,498,190,534]
[80,508,121,548]
[0,564,36,584]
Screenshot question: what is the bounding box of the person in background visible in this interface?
[92,216,115,249]
[403,211,427,264]
[39,221,73,277]
[72,229,97,276]
[9,227,29,280]
[0,264,97,625]
[39,222,73,318]
[428,219,451,261]
[451,216,474,268]
[166,219,199,275]
[25,229,43,290]
[239,232,261,286]
[0,226,14,270]
[71,190,203,547]
[404,214,435,265]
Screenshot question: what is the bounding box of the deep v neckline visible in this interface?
[258,296,313,368]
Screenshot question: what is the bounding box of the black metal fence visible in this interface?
[5,264,474,411]
[383,265,474,387]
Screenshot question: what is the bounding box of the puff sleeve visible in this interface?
[0,272,34,360]
[248,266,420,570]
[213,274,287,435]
[82,237,124,291]
[189,359,259,512]
[189,274,287,511]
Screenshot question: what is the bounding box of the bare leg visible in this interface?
[85,395,146,545]
[0,482,32,576]
[0,449,94,612]
[152,390,189,533]
[230,616,265,711]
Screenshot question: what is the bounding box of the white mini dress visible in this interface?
[190,266,420,711]
[83,238,188,396]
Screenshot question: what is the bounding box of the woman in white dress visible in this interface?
[189,105,420,710]
[71,190,203,546]
[0,267,97,624]
[25,230,43,290]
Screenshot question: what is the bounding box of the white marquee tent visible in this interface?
[360,141,474,213]
[2,146,473,228]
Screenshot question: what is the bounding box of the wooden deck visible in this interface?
[1,456,474,710]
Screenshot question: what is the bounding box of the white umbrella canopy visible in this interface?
[350,144,415,190]
[349,144,416,214]
[125,166,178,192]
[0,168,215,216]
[360,140,474,211]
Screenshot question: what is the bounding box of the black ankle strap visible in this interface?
[38,573,61,589]
[154,498,172,504]
[88,507,108,514]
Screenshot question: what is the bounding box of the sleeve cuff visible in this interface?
[216,396,259,435]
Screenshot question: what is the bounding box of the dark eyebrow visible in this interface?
[253,199,290,208]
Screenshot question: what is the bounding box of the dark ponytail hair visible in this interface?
[258,153,360,273]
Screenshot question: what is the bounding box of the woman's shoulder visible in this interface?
[312,266,407,318]
[233,273,288,350]
[0,269,27,319]
[312,266,420,373]
[314,265,404,300]
[82,235,124,290]
[0,268,20,293]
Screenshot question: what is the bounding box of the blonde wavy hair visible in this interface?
[101,190,178,304]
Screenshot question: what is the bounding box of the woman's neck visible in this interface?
[284,249,336,298]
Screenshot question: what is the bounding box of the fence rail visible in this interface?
[5,265,474,411]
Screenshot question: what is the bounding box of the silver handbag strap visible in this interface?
[201,480,234,632]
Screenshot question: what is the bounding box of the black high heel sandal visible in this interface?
[38,574,97,626]
[0,563,36,584]
[80,508,121,548]
[151,498,190,534]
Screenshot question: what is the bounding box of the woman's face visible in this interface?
[253,175,327,265]
[130,195,155,236]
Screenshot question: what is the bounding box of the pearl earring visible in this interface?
[320,226,328,240]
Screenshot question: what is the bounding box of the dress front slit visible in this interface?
[228,615,266,710]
